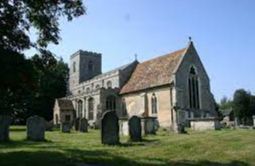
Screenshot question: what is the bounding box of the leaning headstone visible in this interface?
[143,117,157,135]
[101,111,119,145]
[74,118,80,131]
[128,116,142,141]
[26,116,45,141]
[79,118,88,132]
[0,115,11,141]
[61,122,71,133]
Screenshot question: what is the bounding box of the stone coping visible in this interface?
[188,117,219,121]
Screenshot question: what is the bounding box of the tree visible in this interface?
[233,89,252,125]
[219,96,232,110]
[30,54,69,121]
[0,0,85,51]
[0,0,85,116]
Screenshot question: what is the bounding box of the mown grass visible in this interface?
[0,126,254,166]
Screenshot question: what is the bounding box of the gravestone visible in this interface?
[61,122,71,133]
[26,116,45,141]
[119,118,129,136]
[143,117,157,135]
[79,118,88,132]
[253,116,255,127]
[176,109,186,133]
[128,116,142,141]
[0,115,11,141]
[74,118,80,131]
[101,111,119,145]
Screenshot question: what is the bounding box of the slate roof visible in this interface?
[120,48,187,94]
[57,99,74,110]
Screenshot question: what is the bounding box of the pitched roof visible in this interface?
[120,48,187,94]
[57,99,74,110]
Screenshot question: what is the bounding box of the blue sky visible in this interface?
[26,0,255,102]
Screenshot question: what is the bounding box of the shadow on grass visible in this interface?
[0,149,249,166]
[0,139,54,149]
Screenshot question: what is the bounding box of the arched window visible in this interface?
[188,66,200,109]
[55,114,59,124]
[151,93,157,114]
[88,98,94,120]
[86,87,90,93]
[77,100,83,118]
[95,84,100,89]
[88,60,93,71]
[106,95,116,111]
[106,81,112,88]
[73,61,76,73]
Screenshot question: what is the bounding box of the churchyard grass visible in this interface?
[0,126,254,166]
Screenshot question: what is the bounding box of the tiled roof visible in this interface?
[57,99,74,110]
[120,48,187,94]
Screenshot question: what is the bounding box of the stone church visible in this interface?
[53,41,217,130]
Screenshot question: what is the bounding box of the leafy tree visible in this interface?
[0,0,85,51]
[30,54,69,121]
[233,89,252,125]
[0,0,85,116]
[219,96,232,110]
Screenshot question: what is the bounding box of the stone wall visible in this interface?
[190,118,221,131]
[122,86,173,128]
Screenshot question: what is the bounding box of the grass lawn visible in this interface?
[0,126,254,166]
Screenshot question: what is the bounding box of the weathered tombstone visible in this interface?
[101,111,119,145]
[176,109,186,133]
[26,116,45,141]
[119,117,129,136]
[253,116,255,127]
[74,118,80,131]
[0,115,11,141]
[144,117,157,135]
[128,116,142,141]
[61,122,71,133]
[79,118,88,132]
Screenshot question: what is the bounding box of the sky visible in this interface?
[26,0,255,102]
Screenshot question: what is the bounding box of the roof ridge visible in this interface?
[139,47,187,65]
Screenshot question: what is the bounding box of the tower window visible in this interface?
[73,61,76,73]
[151,93,157,114]
[88,60,94,71]
[188,66,200,109]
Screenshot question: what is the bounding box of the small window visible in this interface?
[96,84,100,89]
[73,61,76,73]
[151,93,157,114]
[106,81,112,88]
[86,87,90,93]
[88,60,93,71]
[65,115,71,122]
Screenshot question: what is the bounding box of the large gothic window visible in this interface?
[77,100,83,117]
[151,93,157,114]
[188,66,200,109]
[106,95,116,111]
[88,98,94,120]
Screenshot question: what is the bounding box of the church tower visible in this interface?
[69,50,102,93]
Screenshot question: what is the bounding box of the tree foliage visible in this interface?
[0,0,85,118]
[0,0,85,51]
[233,89,254,125]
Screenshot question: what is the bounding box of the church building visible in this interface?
[53,41,217,130]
